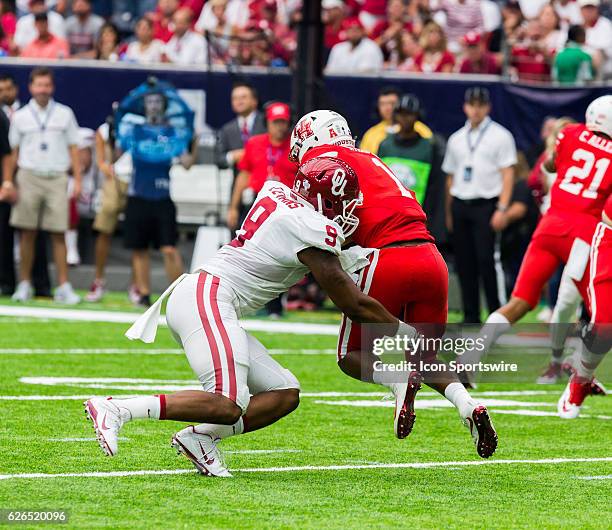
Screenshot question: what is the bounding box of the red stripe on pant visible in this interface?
[209,276,237,402]
[196,272,224,396]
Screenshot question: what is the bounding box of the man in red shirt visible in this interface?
[291,110,498,458]
[227,102,296,231]
[459,32,501,75]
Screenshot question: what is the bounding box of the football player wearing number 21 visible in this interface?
[84,153,422,477]
[460,95,612,400]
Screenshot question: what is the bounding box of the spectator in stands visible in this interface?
[3,67,81,304]
[123,16,164,63]
[14,0,66,51]
[195,0,248,35]
[480,0,502,34]
[325,17,384,73]
[378,94,447,242]
[65,0,104,56]
[0,0,17,54]
[538,3,565,54]
[370,0,413,61]
[413,21,455,73]
[256,0,296,66]
[86,112,134,303]
[554,0,584,26]
[215,82,265,215]
[443,87,517,323]
[122,90,195,307]
[360,86,432,155]
[552,24,594,84]
[20,12,70,59]
[231,22,271,66]
[432,0,484,54]
[510,19,551,82]
[580,0,612,78]
[391,31,420,71]
[93,22,120,60]
[162,7,207,64]
[109,0,157,34]
[358,0,387,32]
[459,31,501,74]
[322,0,346,51]
[151,0,179,43]
[196,0,234,61]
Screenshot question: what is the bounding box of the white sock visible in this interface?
[444,382,479,418]
[481,312,511,351]
[111,395,165,421]
[197,418,244,440]
[372,366,398,389]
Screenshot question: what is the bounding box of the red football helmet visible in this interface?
[293,156,362,237]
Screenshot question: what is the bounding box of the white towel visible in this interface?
[125,273,189,343]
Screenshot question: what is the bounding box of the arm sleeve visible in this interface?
[441,136,457,174]
[8,118,21,149]
[65,109,80,146]
[496,129,518,169]
[292,210,344,257]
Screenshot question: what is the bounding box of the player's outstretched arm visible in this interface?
[298,247,400,336]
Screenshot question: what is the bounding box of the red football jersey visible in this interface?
[604,193,612,221]
[302,145,433,248]
[549,123,612,219]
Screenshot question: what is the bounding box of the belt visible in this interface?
[453,197,497,206]
[382,239,431,249]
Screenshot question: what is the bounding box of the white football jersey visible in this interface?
[200,181,367,316]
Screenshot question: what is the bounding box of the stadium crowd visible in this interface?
[0,0,611,82]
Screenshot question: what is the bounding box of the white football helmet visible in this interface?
[289,110,355,163]
[585,95,612,138]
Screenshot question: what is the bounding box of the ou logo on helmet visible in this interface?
[331,169,347,196]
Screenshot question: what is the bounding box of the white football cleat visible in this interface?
[54,282,81,305]
[558,375,594,419]
[171,426,232,477]
[84,397,126,456]
[463,404,498,458]
[391,370,422,439]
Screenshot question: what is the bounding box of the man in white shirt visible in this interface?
[14,0,67,51]
[579,0,612,78]
[2,67,81,304]
[163,8,208,65]
[325,17,383,74]
[443,87,517,323]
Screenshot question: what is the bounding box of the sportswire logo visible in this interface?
[331,169,347,196]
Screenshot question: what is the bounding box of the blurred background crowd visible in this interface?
[0,0,611,82]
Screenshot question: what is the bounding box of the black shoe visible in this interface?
[138,294,152,308]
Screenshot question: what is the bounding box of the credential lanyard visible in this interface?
[466,119,491,158]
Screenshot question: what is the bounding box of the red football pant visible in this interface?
[588,223,612,325]
[337,244,448,360]
[512,231,590,310]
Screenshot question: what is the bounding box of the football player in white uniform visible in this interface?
[84,157,421,477]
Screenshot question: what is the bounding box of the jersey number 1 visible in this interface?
[230,197,278,248]
[559,148,610,199]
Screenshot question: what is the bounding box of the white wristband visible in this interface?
[396,321,418,339]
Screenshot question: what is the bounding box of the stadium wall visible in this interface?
[2,59,610,151]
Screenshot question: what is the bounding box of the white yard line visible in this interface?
[575,475,612,480]
[0,348,336,355]
[0,457,610,480]
[0,305,339,335]
[491,409,612,420]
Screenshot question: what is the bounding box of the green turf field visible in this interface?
[0,298,610,529]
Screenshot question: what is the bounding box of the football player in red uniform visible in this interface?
[465,95,612,386]
[558,193,612,418]
[290,110,498,458]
